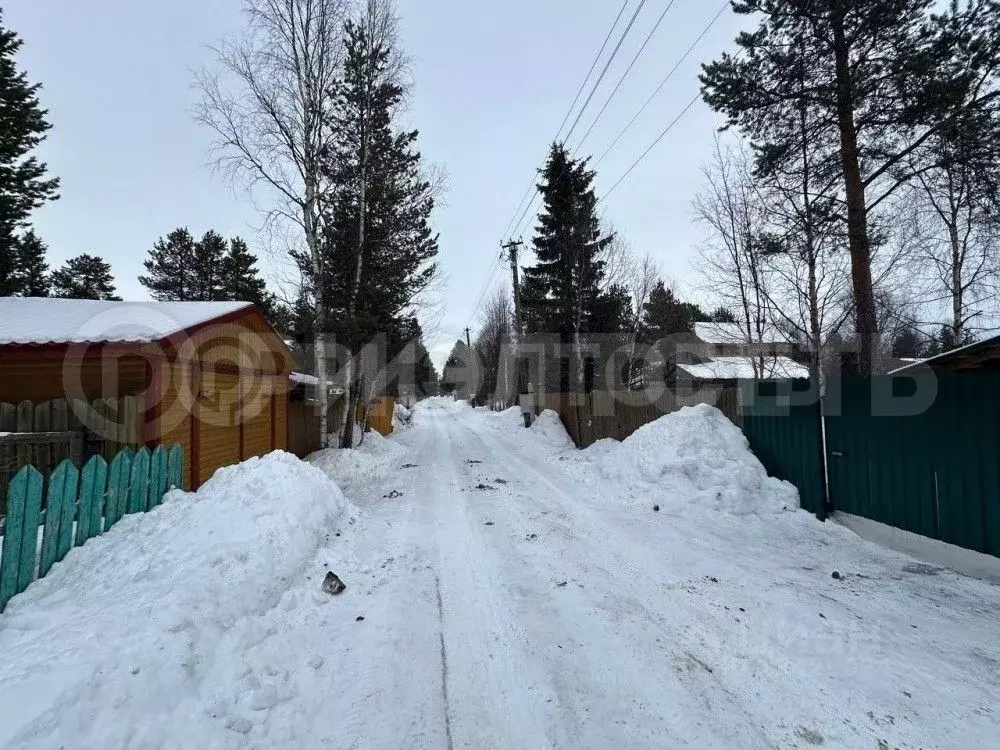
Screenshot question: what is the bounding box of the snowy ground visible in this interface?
[0,399,999,748]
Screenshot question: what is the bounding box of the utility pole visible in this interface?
[502,239,525,393]
[464,327,471,348]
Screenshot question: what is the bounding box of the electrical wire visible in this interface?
[498,0,633,244]
[572,0,679,156]
[506,0,651,240]
[599,90,702,203]
[595,0,728,167]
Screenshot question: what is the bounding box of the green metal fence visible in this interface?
[0,444,183,611]
[741,379,828,519]
[825,375,1000,557]
[740,374,1000,559]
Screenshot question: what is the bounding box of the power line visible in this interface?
[572,0,679,156]
[498,0,633,244]
[595,1,728,167]
[554,0,634,144]
[508,0,651,241]
[561,0,650,147]
[472,2,641,332]
[599,90,702,203]
[506,0,648,244]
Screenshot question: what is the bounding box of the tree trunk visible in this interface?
[831,1,877,374]
[304,179,329,449]
[340,54,369,450]
[949,221,964,340]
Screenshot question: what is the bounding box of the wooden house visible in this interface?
[0,298,294,490]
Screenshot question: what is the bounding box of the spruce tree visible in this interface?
[51,254,120,300]
[521,143,628,390]
[0,10,59,296]
[701,0,1000,373]
[710,307,737,324]
[440,340,474,399]
[140,228,197,301]
[13,229,49,296]
[222,236,270,306]
[315,10,438,445]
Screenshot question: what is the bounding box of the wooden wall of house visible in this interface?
[153,362,290,490]
[150,309,293,376]
[1,310,293,491]
[0,351,148,403]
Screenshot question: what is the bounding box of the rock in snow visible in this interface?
[322,572,347,595]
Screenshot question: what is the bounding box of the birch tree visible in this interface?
[196,0,349,446]
[694,140,778,380]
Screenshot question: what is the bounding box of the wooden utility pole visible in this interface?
[503,239,525,393]
[464,327,471,348]
[502,240,524,345]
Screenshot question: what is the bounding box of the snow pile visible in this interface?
[0,452,352,749]
[392,402,412,431]
[529,409,575,451]
[310,429,408,497]
[596,405,799,515]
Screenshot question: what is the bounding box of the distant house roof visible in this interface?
[0,298,253,346]
[677,355,809,381]
[693,322,793,346]
[890,333,1000,374]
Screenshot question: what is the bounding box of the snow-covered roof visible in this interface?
[0,298,253,346]
[677,356,809,381]
[693,322,793,346]
[289,372,345,396]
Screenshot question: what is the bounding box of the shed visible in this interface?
[890,333,1000,374]
[0,298,294,490]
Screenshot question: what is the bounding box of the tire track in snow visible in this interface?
[434,572,455,750]
[417,409,558,749]
[451,407,780,748]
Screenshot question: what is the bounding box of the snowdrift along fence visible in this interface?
[531,388,740,448]
[740,379,828,519]
[0,444,183,611]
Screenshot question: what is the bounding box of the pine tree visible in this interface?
[0,10,60,296]
[701,0,1000,373]
[13,229,49,296]
[192,230,228,301]
[710,307,737,324]
[51,254,120,300]
[222,236,271,307]
[315,9,438,446]
[139,228,197,301]
[521,143,628,390]
[638,282,708,343]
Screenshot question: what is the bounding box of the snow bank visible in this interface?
[392,402,412,431]
[0,452,352,749]
[310,429,409,496]
[595,405,799,515]
[529,409,575,451]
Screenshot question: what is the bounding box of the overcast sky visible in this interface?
[9,0,747,367]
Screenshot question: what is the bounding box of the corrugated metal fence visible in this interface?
[741,375,1000,558]
[824,375,1000,557]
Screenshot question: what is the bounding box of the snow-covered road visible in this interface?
[2,398,999,748]
[305,400,1000,750]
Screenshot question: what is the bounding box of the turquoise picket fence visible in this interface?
[0,444,183,611]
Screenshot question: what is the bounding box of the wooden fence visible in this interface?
[0,444,183,611]
[288,396,395,458]
[529,387,741,448]
[0,396,143,511]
